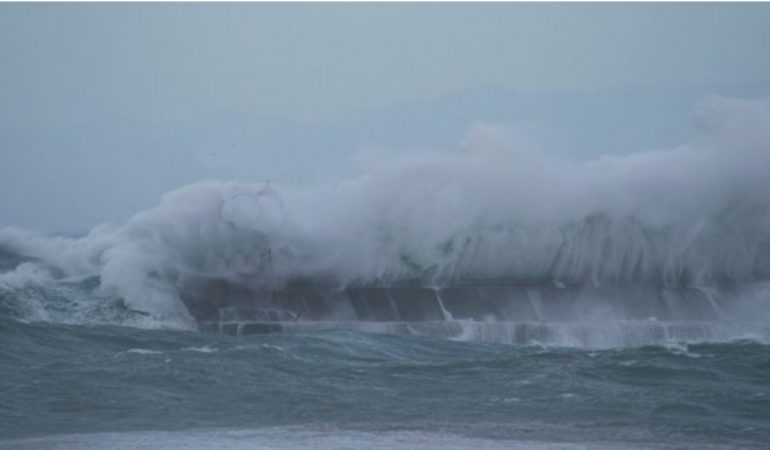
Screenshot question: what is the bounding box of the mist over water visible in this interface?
[1,95,770,330]
[2,95,770,449]
[3,3,770,446]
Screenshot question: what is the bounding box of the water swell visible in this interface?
[2,317,769,444]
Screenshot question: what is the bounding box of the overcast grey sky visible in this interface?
[3,3,769,120]
[1,3,770,232]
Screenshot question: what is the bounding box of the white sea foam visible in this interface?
[125,348,164,355]
[0,426,723,450]
[1,96,769,328]
[181,346,218,353]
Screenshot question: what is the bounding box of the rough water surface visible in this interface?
[2,96,770,448]
[2,317,770,449]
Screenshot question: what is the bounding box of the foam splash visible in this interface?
[0,96,769,329]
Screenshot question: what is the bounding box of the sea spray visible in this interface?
[1,96,769,328]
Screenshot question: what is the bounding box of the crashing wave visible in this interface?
[0,96,769,335]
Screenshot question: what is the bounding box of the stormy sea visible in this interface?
[2,96,770,449]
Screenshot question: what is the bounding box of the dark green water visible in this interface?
[2,317,770,449]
